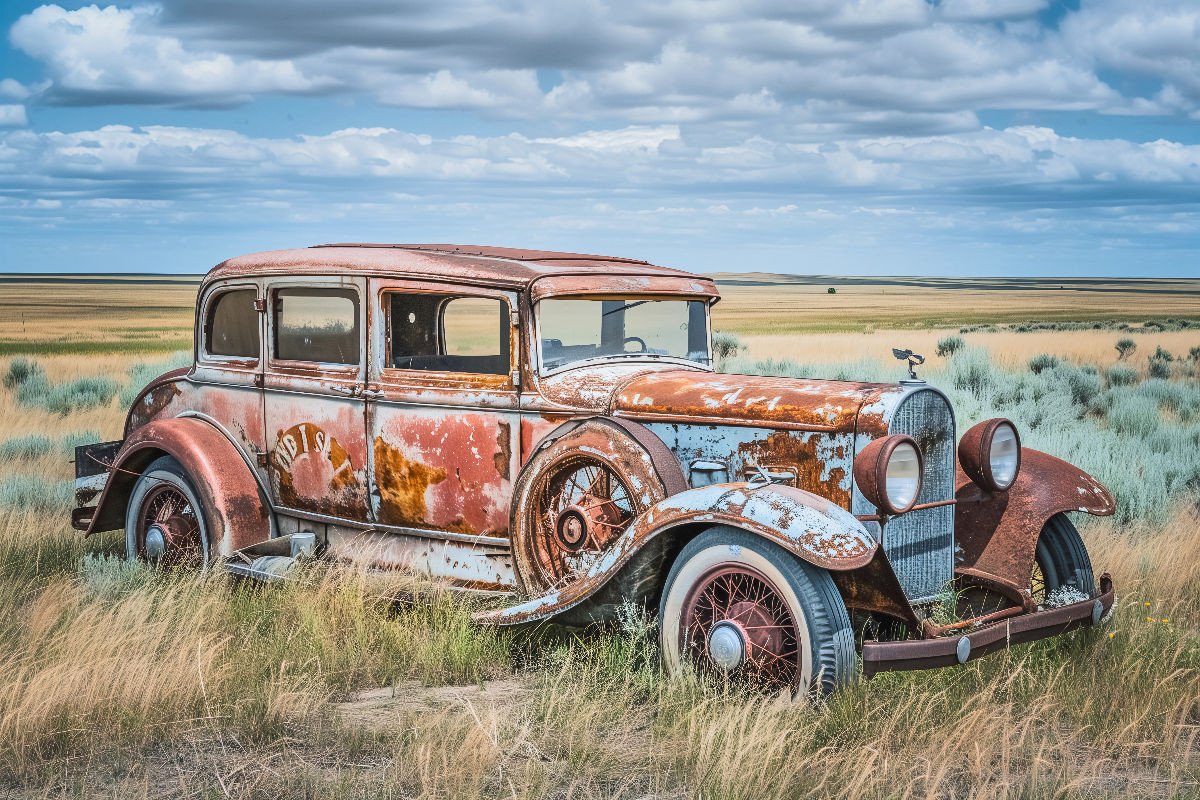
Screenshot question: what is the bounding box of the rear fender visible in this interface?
[955,448,1114,604]
[84,417,271,556]
[475,482,899,626]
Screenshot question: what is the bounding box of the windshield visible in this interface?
[537,297,711,372]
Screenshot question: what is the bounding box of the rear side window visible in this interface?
[205,289,259,358]
[273,288,360,365]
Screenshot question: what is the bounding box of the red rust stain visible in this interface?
[201,388,265,451]
[520,415,568,465]
[374,436,447,526]
[373,411,512,536]
[272,421,365,517]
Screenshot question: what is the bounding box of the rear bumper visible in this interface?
[862,574,1114,678]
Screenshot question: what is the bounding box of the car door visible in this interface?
[365,278,520,541]
[262,277,370,522]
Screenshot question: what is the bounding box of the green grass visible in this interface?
[0,338,193,356]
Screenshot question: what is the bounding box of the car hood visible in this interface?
[613,369,901,432]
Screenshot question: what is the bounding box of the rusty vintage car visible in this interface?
[72,244,1116,697]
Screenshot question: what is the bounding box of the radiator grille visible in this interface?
[883,388,956,602]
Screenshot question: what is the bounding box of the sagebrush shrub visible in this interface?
[711,331,741,361]
[1028,353,1058,374]
[1105,364,1137,386]
[0,435,54,461]
[0,476,73,512]
[936,336,964,358]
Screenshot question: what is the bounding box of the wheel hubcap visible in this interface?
[708,621,747,670]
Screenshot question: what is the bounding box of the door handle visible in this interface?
[361,388,384,400]
[329,385,357,396]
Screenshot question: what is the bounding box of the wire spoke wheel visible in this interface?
[135,482,204,567]
[680,564,802,692]
[530,454,636,587]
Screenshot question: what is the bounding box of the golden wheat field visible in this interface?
[0,274,1198,798]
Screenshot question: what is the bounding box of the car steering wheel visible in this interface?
[622,336,648,352]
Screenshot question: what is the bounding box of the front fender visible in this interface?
[475,482,882,626]
[85,417,271,556]
[955,447,1114,603]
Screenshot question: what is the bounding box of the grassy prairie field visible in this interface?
[0,274,1198,798]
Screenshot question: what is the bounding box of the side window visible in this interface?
[273,288,360,365]
[205,289,259,359]
[387,293,508,375]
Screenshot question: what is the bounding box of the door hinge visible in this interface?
[253,298,266,313]
[253,373,264,387]
[255,451,269,467]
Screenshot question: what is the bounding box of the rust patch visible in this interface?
[126,380,183,432]
[273,422,364,517]
[736,430,852,508]
[494,420,512,481]
[373,436,448,527]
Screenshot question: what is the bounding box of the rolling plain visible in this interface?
[0,273,1198,798]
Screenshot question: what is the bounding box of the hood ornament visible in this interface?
[893,348,925,383]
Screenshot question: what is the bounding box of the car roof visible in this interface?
[204,243,711,293]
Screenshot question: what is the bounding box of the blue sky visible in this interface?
[1,0,1198,276]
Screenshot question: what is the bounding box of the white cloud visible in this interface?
[0,79,30,100]
[6,0,1198,123]
[9,4,330,106]
[0,105,27,127]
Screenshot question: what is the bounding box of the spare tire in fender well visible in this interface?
[84,417,271,556]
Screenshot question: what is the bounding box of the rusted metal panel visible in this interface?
[326,527,516,592]
[644,422,855,508]
[862,574,1114,677]
[529,274,719,302]
[616,371,895,431]
[954,447,1115,604]
[203,244,698,297]
[477,481,881,626]
[82,417,271,555]
[370,406,517,537]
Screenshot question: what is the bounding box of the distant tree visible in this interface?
[827,287,837,294]
[1115,338,1136,360]
[1189,346,1200,362]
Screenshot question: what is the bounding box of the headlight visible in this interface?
[959,418,1022,492]
[854,434,924,515]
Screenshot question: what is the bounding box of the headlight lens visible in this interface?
[959,418,1022,492]
[853,434,924,515]
[885,441,922,511]
[989,422,1019,490]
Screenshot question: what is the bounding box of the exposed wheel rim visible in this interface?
[135,482,203,566]
[679,563,802,692]
[529,454,637,587]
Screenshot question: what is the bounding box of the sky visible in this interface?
[0,0,1198,277]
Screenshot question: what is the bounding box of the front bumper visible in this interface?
[861,574,1114,678]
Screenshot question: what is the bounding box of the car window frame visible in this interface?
[372,279,518,392]
[265,278,365,383]
[534,294,714,378]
